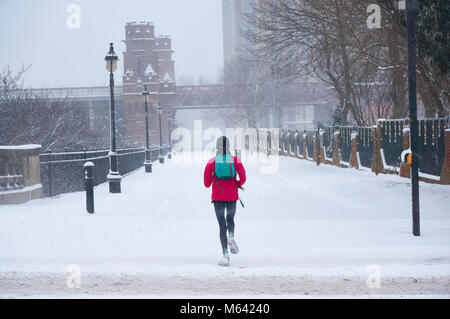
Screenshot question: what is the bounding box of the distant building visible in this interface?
[222,0,254,68]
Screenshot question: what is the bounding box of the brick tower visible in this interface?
[122,21,176,147]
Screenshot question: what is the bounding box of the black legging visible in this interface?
[214,201,237,253]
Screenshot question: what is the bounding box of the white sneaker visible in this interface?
[218,252,230,267]
[228,233,239,254]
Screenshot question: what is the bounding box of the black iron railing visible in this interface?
[305,131,314,159]
[339,127,354,163]
[357,127,373,169]
[40,145,170,197]
[416,118,447,176]
[380,119,406,168]
[245,116,449,181]
[323,127,334,160]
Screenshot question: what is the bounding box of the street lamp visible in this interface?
[104,42,121,193]
[367,0,420,237]
[157,103,164,164]
[167,113,172,159]
[405,0,420,236]
[142,84,152,173]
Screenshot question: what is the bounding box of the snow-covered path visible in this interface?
[0,151,449,297]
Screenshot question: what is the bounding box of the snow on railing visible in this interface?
[246,119,449,184]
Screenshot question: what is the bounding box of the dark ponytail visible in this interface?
[216,136,231,156]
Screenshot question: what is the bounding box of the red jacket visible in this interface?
[204,155,246,202]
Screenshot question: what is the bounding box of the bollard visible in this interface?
[84,161,95,214]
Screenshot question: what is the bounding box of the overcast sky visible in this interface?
[0,0,223,88]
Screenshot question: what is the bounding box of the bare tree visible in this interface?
[0,67,92,151]
[204,57,268,129]
[247,0,448,124]
[246,0,370,124]
[0,65,30,100]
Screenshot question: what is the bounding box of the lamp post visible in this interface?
[104,42,121,193]
[142,84,152,173]
[405,0,420,236]
[167,113,172,159]
[157,103,164,164]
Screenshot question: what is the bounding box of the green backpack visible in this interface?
[214,154,236,182]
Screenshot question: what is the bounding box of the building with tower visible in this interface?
[121,21,176,147]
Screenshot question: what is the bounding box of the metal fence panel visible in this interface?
[357,127,373,169]
[380,120,405,168]
[297,131,304,156]
[323,128,334,160]
[306,131,314,159]
[417,118,447,176]
[339,127,353,163]
[40,146,169,197]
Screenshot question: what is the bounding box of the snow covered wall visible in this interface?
[0,145,42,205]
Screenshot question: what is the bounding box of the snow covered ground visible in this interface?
[0,151,449,298]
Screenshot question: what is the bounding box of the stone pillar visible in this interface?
[371,122,384,175]
[400,128,411,179]
[294,131,301,159]
[313,130,319,163]
[440,129,450,184]
[319,130,326,164]
[0,145,42,205]
[279,130,285,156]
[303,133,308,160]
[332,131,340,166]
[349,131,359,169]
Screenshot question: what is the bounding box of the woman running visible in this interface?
[204,136,246,266]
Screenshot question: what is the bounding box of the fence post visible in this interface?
[279,130,284,156]
[319,129,326,164]
[332,131,340,167]
[440,129,450,184]
[349,131,359,169]
[84,161,95,214]
[313,130,320,165]
[371,121,383,175]
[293,130,298,159]
[400,127,411,179]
